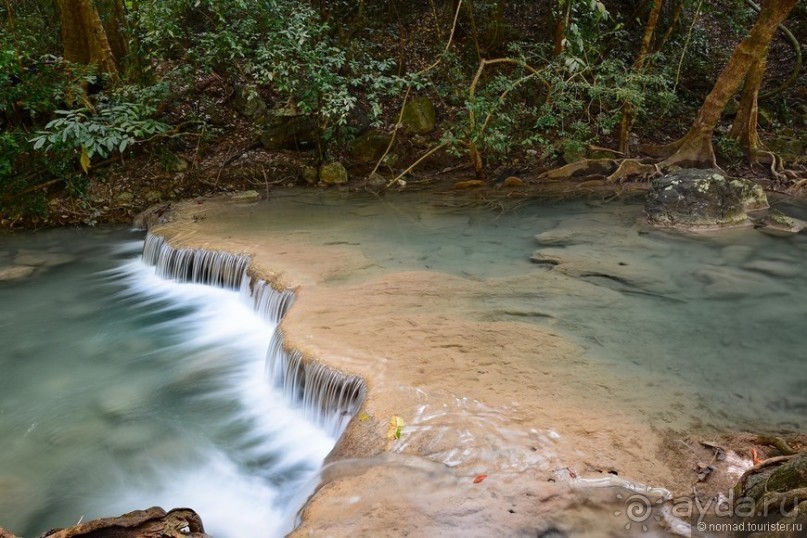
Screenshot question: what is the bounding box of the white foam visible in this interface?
[104,258,336,536]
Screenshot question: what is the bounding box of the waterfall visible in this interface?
[143,232,250,290]
[141,231,366,437]
[240,278,296,324]
[266,330,365,435]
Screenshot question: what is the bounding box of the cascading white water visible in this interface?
[142,233,250,289]
[141,231,366,433]
[239,278,296,324]
[265,331,365,435]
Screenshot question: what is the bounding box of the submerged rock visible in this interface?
[742,259,802,278]
[645,169,767,229]
[530,247,667,292]
[720,245,755,264]
[752,209,807,236]
[14,251,76,267]
[0,265,36,281]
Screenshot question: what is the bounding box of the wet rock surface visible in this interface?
[645,169,768,229]
[752,209,807,236]
[2,507,210,538]
[0,265,37,281]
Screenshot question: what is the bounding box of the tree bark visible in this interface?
[729,54,767,152]
[57,0,121,81]
[104,0,129,65]
[660,0,797,169]
[619,0,664,154]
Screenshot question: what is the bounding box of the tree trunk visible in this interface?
[57,0,121,81]
[553,1,571,56]
[104,0,128,65]
[729,54,767,152]
[619,0,664,154]
[660,0,797,169]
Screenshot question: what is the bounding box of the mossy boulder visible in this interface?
[320,162,348,185]
[645,169,768,229]
[232,85,267,119]
[349,130,392,163]
[402,96,436,134]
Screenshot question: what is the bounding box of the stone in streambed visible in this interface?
[752,209,807,236]
[14,250,76,267]
[645,169,767,229]
[30,506,211,537]
[530,247,666,291]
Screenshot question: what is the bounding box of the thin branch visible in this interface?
[674,0,704,92]
[389,142,449,187]
[367,0,464,184]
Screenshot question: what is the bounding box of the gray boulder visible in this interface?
[645,169,767,229]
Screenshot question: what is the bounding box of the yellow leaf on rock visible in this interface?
[79,147,91,174]
[387,415,404,440]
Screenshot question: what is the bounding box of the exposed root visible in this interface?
[792,178,807,191]
[749,149,787,180]
[586,144,625,157]
[537,158,616,181]
[756,435,799,456]
[756,487,807,514]
[606,159,661,183]
[638,139,684,159]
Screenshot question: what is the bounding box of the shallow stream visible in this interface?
[0,193,805,535]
